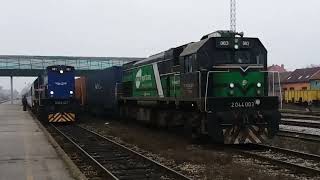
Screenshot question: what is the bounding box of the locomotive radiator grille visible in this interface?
[48,113,75,122]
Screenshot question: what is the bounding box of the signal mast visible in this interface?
[230,0,236,32]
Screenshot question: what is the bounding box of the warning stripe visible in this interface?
[250,126,267,143]
[248,128,261,143]
[64,113,75,121]
[48,112,75,122]
[223,125,268,144]
[63,113,73,122]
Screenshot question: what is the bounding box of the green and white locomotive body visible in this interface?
[119,31,280,144]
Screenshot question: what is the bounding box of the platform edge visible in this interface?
[29,110,88,180]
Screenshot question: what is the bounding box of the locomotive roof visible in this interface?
[180,38,209,57]
[134,51,165,66]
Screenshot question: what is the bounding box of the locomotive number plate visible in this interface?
[231,101,255,108]
[55,101,69,105]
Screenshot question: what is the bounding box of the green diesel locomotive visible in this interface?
[119,31,280,144]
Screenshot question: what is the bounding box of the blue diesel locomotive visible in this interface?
[25,65,77,122]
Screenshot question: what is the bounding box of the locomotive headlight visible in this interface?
[60,70,64,74]
[255,99,261,105]
[69,90,74,95]
[229,83,235,88]
[242,80,248,87]
[234,44,239,49]
[257,82,262,88]
[50,91,54,95]
[230,90,234,96]
[257,90,261,95]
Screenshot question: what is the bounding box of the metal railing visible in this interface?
[0,55,142,71]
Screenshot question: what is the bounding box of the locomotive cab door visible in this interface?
[180,54,201,99]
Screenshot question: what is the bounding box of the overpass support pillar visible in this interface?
[10,76,13,104]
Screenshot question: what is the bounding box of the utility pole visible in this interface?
[230,0,236,32]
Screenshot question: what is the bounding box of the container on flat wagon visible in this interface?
[75,77,87,106]
[86,66,122,115]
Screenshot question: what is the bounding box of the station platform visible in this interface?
[0,103,74,180]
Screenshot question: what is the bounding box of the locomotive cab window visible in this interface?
[214,38,266,65]
[235,50,250,64]
[184,55,194,73]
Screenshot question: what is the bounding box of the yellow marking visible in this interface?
[65,113,75,121]
[55,114,62,120]
[244,138,252,144]
[48,112,76,122]
[65,113,73,120]
[248,129,261,143]
[70,113,75,118]
[26,175,34,180]
[66,113,75,121]
[63,114,71,121]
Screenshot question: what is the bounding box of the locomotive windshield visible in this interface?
[215,50,265,65]
[214,38,266,65]
[235,51,250,64]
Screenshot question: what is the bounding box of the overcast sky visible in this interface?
[0,0,319,91]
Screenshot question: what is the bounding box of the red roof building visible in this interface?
[268,64,287,73]
[282,67,320,91]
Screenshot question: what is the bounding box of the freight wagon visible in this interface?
[75,66,122,116]
[284,90,320,105]
[75,77,86,106]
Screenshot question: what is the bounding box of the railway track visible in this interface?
[280,109,320,116]
[278,130,320,143]
[234,144,320,176]
[281,119,320,128]
[281,113,320,120]
[51,124,191,180]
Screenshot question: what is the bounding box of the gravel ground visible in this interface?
[272,134,320,156]
[282,104,320,112]
[79,116,318,180]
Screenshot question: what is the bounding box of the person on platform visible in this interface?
[22,95,27,111]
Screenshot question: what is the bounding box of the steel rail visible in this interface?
[277,130,320,143]
[52,124,192,180]
[281,113,320,120]
[234,144,320,175]
[280,110,320,116]
[281,119,320,128]
[51,124,119,180]
[78,125,192,180]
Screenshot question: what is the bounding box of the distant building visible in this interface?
[310,73,320,90]
[279,72,292,83]
[267,64,289,97]
[282,67,320,91]
[268,64,287,73]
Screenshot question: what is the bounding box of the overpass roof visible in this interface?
[0,55,143,76]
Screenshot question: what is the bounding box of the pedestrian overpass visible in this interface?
[0,55,143,104]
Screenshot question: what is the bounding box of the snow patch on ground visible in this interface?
[282,113,320,119]
[280,125,320,136]
[282,118,320,124]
